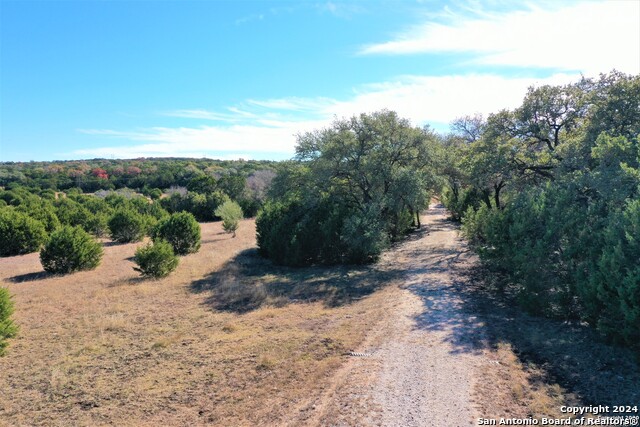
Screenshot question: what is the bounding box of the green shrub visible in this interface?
[0,287,18,356]
[591,199,640,350]
[148,188,162,200]
[340,205,387,264]
[214,200,243,237]
[0,209,47,257]
[133,240,179,278]
[40,226,103,274]
[442,186,483,222]
[108,209,146,243]
[17,203,60,233]
[84,212,110,237]
[55,198,92,228]
[153,212,201,255]
[256,197,385,266]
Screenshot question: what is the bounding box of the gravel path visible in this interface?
[315,204,489,426]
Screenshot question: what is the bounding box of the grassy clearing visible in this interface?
[0,219,402,426]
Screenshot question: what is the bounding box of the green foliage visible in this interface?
[153,212,201,255]
[148,188,162,200]
[187,175,217,194]
[0,208,47,257]
[441,186,483,222]
[17,203,60,233]
[84,212,110,237]
[55,198,92,228]
[217,173,246,200]
[0,287,18,356]
[214,200,243,236]
[133,240,179,278]
[108,209,146,243]
[591,200,640,350]
[258,111,438,266]
[159,189,229,221]
[340,205,388,264]
[257,197,346,266]
[40,226,103,274]
[452,72,640,354]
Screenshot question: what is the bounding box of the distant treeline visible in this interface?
[0,158,277,220]
[0,158,275,194]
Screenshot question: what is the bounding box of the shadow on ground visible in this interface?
[189,248,401,314]
[406,208,640,409]
[6,271,51,283]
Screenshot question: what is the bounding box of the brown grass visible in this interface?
[475,341,580,421]
[0,219,401,426]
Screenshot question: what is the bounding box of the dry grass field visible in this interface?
[0,219,403,426]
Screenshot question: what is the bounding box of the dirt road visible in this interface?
[310,204,489,426]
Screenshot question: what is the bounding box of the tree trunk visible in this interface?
[494,182,504,210]
[482,190,492,209]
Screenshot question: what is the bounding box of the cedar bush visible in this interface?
[153,212,201,255]
[108,209,146,243]
[84,212,110,237]
[133,240,179,278]
[214,200,243,237]
[0,208,47,257]
[40,226,103,274]
[0,287,18,356]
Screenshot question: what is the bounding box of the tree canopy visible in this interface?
[257,110,440,266]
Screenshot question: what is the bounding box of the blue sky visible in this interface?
[1,0,638,162]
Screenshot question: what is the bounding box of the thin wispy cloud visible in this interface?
[314,2,366,18]
[247,97,339,112]
[163,109,258,122]
[360,1,640,74]
[235,13,265,25]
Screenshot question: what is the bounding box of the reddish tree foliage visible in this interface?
[91,168,109,180]
[126,166,142,176]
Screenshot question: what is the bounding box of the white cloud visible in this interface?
[324,73,579,125]
[74,73,580,159]
[163,108,258,122]
[360,1,640,74]
[74,120,326,159]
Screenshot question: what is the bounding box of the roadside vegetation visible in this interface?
[440,71,640,354]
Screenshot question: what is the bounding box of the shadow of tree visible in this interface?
[189,248,399,314]
[464,264,640,408]
[101,241,123,247]
[404,211,640,409]
[6,271,51,283]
